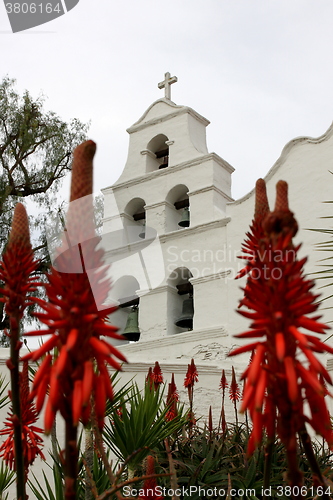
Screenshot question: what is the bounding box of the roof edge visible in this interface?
[127,98,210,134]
[230,121,333,206]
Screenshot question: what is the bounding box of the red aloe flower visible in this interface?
[218,369,228,433]
[165,373,178,422]
[184,359,198,434]
[184,358,198,393]
[146,367,154,390]
[229,179,333,486]
[139,455,164,500]
[229,366,240,426]
[236,178,270,281]
[23,141,127,433]
[0,203,38,320]
[152,361,163,390]
[0,202,39,499]
[219,369,228,394]
[229,366,240,403]
[0,361,45,475]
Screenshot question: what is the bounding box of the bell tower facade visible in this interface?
[102,73,235,364]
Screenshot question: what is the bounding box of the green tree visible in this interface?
[0,76,89,335]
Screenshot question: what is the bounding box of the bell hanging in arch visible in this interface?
[178,207,190,228]
[175,296,194,330]
[139,221,146,239]
[122,306,140,342]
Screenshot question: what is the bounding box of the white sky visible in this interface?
[1,1,333,201]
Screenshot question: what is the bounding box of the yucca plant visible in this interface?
[0,461,15,500]
[29,467,66,500]
[309,185,333,325]
[103,381,188,477]
[82,452,112,496]
[0,374,9,410]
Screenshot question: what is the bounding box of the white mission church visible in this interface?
[0,72,333,428]
[100,72,333,418]
[2,73,333,498]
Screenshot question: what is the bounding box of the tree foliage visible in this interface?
[0,76,89,250]
[0,76,89,335]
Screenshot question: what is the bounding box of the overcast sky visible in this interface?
[1,1,333,201]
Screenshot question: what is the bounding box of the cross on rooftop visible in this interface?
[158,72,178,100]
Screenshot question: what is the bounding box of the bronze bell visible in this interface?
[122,306,140,341]
[139,221,146,239]
[175,296,194,330]
[178,207,190,228]
[158,155,169,169]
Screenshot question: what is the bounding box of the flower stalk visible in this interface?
[0,203,38,500]
[153,361,163,390]
[23,141,127,498]
[165,373,178,422]
[218,369,228,433]
[230,179,333,492]
[139,455,164,500]
[229,366,240,427]
[184,359,198,437]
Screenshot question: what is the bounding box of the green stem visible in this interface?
[286,445,303,500]
[233,399,238,428]
[84,427,94,500]
[164,438,179,500]
[50,417,59,463]
[64,419,78,500]
[298,427,331,500]
[218,394,224,433]
[188,387,194,438]
[263,438,274,497]
[9,314,26,500]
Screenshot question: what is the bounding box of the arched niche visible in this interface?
[167,267,194,335]
[165,184,190,233]
[123,197,146,241]
[112,275,140,305]
[145,134,170,172]
[109,275,140,342]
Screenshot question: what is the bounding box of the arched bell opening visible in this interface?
[121,305,140,342]
[123,198,146,241]
[109,276,141,343]
[145,134,170,172]
[167,267,194,335]
[165,185,190,233]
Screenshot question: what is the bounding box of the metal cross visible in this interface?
[158,72,178,100]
